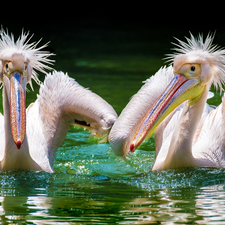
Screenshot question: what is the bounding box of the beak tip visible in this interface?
[17,140,22,150]
[130,143,135,152]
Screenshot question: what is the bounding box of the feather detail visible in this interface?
[165,33,225,92]
[0,29,54,85]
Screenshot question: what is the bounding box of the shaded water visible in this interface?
[0,21,225,224]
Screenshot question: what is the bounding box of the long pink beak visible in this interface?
[10,72,26,149]
[130,74,202,153]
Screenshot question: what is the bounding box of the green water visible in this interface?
[0,21,225,224]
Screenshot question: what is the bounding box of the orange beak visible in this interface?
[10,72,26,149]
[130,74,203,153]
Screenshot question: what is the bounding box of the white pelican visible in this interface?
[109,33,225,170]
[0,30,117,173]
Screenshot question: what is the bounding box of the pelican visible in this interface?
[109,33,225,170]
[0,30,117,173]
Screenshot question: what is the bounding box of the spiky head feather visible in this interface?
[0,29,54,86]
[166,33,225,91]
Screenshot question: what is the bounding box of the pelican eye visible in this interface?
[5,63,9,74]
[191,66,195,71]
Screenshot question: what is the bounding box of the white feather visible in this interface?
[0,30,117,172]
[0,71,117,172]
[109,66,174,157]
[0,29,54,85]
[166,33,225,91]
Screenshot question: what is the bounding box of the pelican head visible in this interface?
[130,33,225,152]
[0,30,53,149]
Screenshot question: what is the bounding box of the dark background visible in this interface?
[1,19,224,72]
[0,18,224,109]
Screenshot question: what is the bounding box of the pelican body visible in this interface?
[109,34,225,171]
[0,30,117,172]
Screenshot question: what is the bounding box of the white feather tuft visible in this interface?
[166,33,225,91]
[0,29,54,85]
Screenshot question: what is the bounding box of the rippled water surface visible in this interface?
[0,21,225,224]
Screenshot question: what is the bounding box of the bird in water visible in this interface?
[109,33,225,171]
[0,29,117,173]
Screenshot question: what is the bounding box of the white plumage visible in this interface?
[0,30,53,86]
[0,30,117,172]
[109,33,225,171]
[108,66,174,158]
[166,33,225,91]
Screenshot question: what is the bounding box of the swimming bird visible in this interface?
[109,33,225,170]
[0,30,117,172]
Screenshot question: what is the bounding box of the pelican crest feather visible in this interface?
[166,33,225,91]
[0,29,54,87]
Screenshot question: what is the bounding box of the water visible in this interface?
[0,21,225,224]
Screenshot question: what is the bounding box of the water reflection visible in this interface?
[0,168,224,223]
